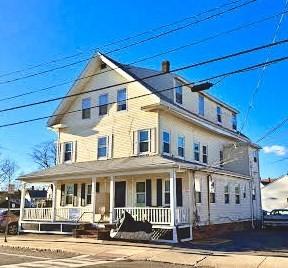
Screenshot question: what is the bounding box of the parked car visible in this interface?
[0,209,20,235]
[263,209,288,228]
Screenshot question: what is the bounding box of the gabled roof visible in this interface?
[47,53,239,127]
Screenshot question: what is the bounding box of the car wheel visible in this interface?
[8,223,18,235]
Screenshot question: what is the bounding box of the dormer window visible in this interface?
[175,80,183,105]
[217,106,222,124]
[82,98,91,119]
[232,113,237,130]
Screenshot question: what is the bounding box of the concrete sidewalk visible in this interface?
[0,234,287,268]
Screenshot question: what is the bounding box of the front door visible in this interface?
[115,181,126,208]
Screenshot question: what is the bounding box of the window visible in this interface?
[117,88,127,111]
[202,145,208,164]
[224,184,230,204]
[217,106,222,123]
[66,184,74,205]
[243,184,247,199]
[232,113,237,130]
[209,177,216,203]
[252,185,256,200]
[164,180,170,205]
[198,95,205,116]
[235,184,240,204]
[219,150,224,167]
[195,178,201,203]
[178,136,185,158]
[139,130,150,153]
[253,151,258,163]
[136,182,145,206]
[97,137,108,158]
[194,143,200,161]
[99,94,108,116]
[64,142,73,162]
[175,80,183,105]
[87,184,92,205]
[82,98,91,119]
[162,131,170,154]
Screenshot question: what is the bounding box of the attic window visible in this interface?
[175,80,183,105]
[100,63,107,70]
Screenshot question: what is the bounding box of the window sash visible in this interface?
[136,182,146,205]
[87,184,92,205]
[232,113,237,130]
[164,180,170,205]
[199,95,204,116]
[178,136,185,157]
[162,131,170,154]
[82,98,91,119]
[117,89,127,111]
[175,83,183,104]
[219,150,224,167]
[194,143,200,161]
[99,94,108,115]
[217,106,222,123]
[98,137,108,158]
[202,145,208,163]
[65,184,74,205]
[139,130,150,153]
[64,142,73,162]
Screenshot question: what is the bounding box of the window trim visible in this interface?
[97,136,108,160]
[117,88,127,111]
[63,142,73,163]
[177,135,185,159]
[82,97,91,120]
[99,93,109,116]
[138,129,151,154]
[162,130,171,155]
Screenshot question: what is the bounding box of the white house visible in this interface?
[18,53,262,242]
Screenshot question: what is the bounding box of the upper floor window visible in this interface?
[82,98,91,119]
[99,94,108,116]
[194,142,200,161]
[252,185,256,200]
[235,184,240,204]
[162,131,170,154]
[224,184,230,204]
[175,80,183,105]
[64,142,73,162]
[232,113,237,130]
[198,95,205,116]
[177,136,185,158]
[117,88,127,111]
[202,145,208,164]
[219,150,224,167]
[97,137,108,159]
[217,106,222,123]
[139,130,150,153]
[209,177,216,203]
[195,177,201,203]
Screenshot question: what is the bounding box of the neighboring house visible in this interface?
[25,186,48,207]
[0,191,21,209]
[261,178,275,188]
[18,53,262,242]
[262,175,288,212]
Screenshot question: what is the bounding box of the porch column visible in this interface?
[92,176,97,223]
[18,182,26,232]
[170,169,177,227]
[109,176,115,224]
[51,182,57,222]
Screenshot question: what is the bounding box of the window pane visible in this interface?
[82,98,91,119]
[163,131,170,143]
[117,89,127,111]
[136,182,145,192]
[217,106,222,123]
[66,184,74,195]
[140,131,149,142]
[137,193,145,204]
[98,147,107,157]
[140,142,149,153]
[163,142,170,154]
[165,180,170,191]
[87,185,92,194]
[98,137,107,146]
[165,193,170,204]
[99,94,108,105]
[175,86,182,104]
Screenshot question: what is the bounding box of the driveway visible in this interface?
[184,228,288,255]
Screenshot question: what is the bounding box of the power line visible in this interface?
[0,55,287,129]
[0,0,245,80]
[0,0,256,85]
[0,38,287,114]
[1,9,285,104]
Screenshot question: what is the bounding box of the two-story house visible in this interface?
[19,53,262,242]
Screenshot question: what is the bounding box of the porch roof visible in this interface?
[20,155,251,182]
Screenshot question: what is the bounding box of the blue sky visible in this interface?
[0,0,287,179]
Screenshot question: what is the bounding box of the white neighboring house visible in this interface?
[262,175,288,212]
[25,187,48,208]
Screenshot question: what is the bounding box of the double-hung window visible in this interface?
[86,184,92,205]
[198,95,205,116]
[65,184,74,205]
[202,145,208,164]
[232,113,237,130]
[97,137,108,159]
[235,184,240,204]
[224,184,230,204]
[117,88,127,111]
[139,130,150,153]
[162,131,170,154]
[219,150,224,167]
[209,177,216,203]
[177,136,185,158]
[82,98,91,119]
[194,143,200,161]
[175,80,183,105]
[195,177,201,203]
[99,94,108,116]
[64,142,73,162]
[252,185,256,200]
[217,106,222,123]
[136,182,146,206]
[164,180,170,205]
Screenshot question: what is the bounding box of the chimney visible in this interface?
[161,60,170,73]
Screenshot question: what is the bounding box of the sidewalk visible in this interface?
[0,234,287,268]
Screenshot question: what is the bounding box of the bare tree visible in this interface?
[0,159,17,185]
[30,141,57,169]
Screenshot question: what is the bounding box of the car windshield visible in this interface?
[271,210,288,215]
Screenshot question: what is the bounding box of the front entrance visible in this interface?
[115,181,126,207]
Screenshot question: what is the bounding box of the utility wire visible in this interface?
[0,0,245,80]
[0,0,256,85]
[0,9,285,104]
[0,55,287,129]
[0,38,287,114]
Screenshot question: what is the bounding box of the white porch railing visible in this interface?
[114,207,172,225]
[23,208,53,221]
[175,207,190,224]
